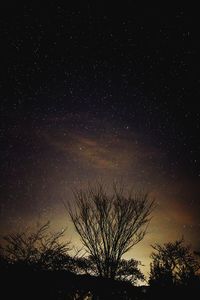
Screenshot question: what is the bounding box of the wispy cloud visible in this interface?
[41,128,160,173]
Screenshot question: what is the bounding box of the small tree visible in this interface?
[1,221,72,271]
[115,258,145,284]
[67,182,154,279]
[149,239,200,287]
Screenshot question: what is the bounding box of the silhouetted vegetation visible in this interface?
[0,220,145,299]
[1,184,199,299]
[66,182,154,280]
[149,239,200,288]
[0,221,72,271]
[73,256,145,284]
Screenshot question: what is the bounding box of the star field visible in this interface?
[0,3,200,275]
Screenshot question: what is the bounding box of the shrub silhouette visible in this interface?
[149,239,200,287]
[1,221,72,271]
[73,256,145,285]
[1,222,200,299]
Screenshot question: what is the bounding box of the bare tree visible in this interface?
[66,182,154,279]
[1,221,71,270]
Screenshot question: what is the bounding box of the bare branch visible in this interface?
[65,181,154,279]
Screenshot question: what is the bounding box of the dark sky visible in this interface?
[0,2,200,273]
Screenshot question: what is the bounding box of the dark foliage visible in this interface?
[0,216,199,299]
[73,255,145,285]
[149,239,200,288]
[0,221,146,299]
[0,221,73,271]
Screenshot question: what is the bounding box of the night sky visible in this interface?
[1,3,200,275]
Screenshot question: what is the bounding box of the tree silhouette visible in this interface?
[115,258,145,284]
[67,182,154,280]
[73,255,144,284]
[149,239,200,287]
[1,221,72,271]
